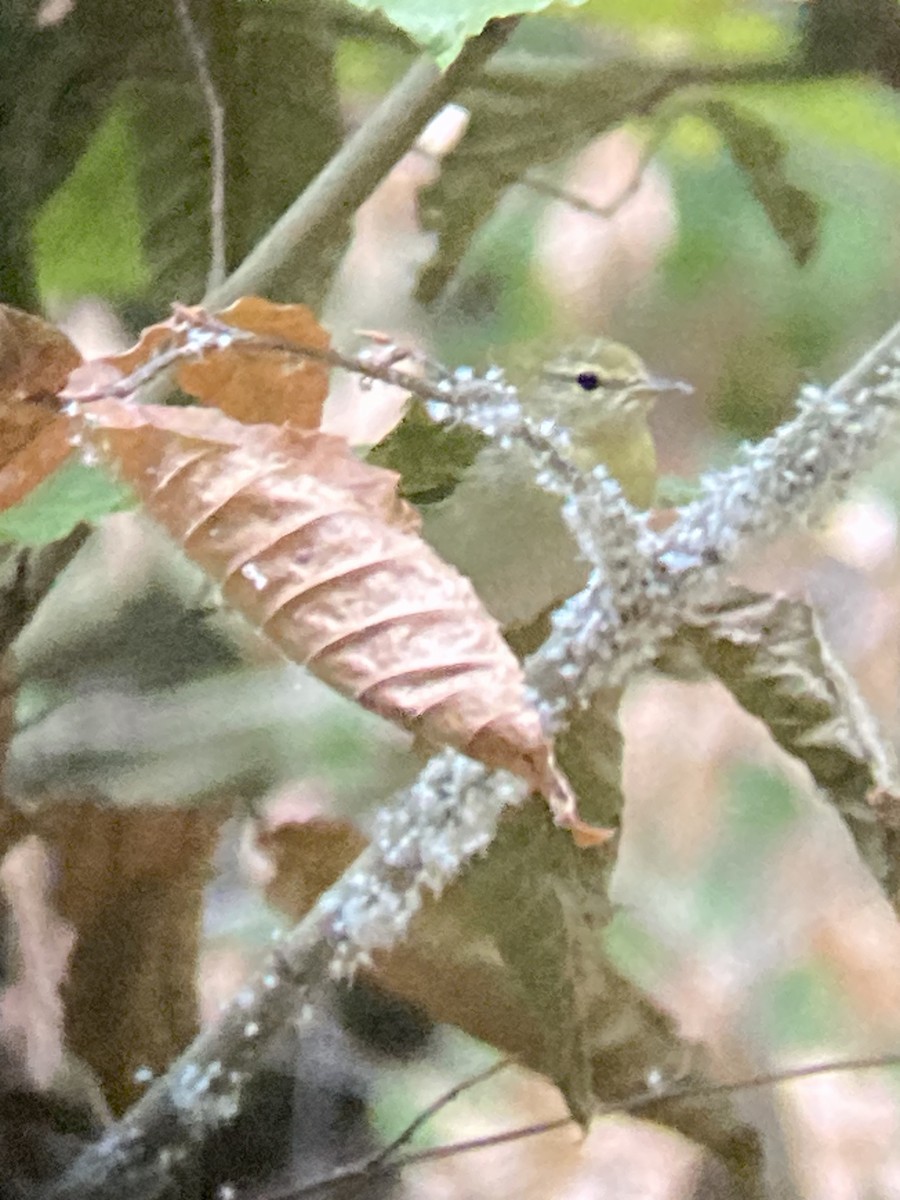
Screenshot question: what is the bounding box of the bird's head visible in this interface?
[528,336,690,429]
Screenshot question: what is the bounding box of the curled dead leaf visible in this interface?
[95,297,330,429]
[0,422,74,514]
[0,306,82,511]
[74,399,565,798]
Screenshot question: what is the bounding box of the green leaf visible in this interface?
[694,97,821,266]
[570,0,789,58]
[34,103,150,301]
[574,0,732,30]
[762,965,853,1051]
[367,400,487,504]
[745,78,900,178]
[129,0,344,308]
[0,2,129,306]
[0,458,134,547]
[690,766,800,936]
[4,0,345,310]
[343,0,588,67]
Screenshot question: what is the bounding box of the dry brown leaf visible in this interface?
[177,297,330,426]
[76,399,565,799]
[0,422,74,514]
[0,306,80,457]
[31,803,226,1115]
[100,323,175,379]
[101,297,330,429]
[0,306,82,510]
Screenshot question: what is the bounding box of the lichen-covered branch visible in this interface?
[535,320,900,707]
[48,317,900,1200]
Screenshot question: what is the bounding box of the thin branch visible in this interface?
[172,0,227,291]
[521,119,670,220]
[370,1059,509,1167]
[254,1051,900,1200]
[411,135,665,225]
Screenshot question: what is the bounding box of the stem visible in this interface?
[172,0,228,291]
[204,18,520,309]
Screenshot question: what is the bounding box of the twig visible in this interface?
[521,119,670,220]
[253,1051,900,1199]
[370,1058,510,1168]
[411,138,663,224]
[172,0,228,291]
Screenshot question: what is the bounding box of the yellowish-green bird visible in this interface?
[421,338,685,631]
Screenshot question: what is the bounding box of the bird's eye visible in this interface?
[576,370,602,391]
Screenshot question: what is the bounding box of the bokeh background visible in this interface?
[4,1,900,1197]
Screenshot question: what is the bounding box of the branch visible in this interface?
[253,1051,900,1200]
[531,319,900,709]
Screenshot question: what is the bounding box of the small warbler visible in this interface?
[421,338,687,630]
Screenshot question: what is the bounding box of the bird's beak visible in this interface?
[641,374,694,396]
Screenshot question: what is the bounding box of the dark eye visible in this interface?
[576,371,601,391]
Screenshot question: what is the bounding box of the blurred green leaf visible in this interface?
[745,78,900,175]
[691,766,801,936]
[694,97,821,265]
[0,2,129,307]
[762,964,853,1050]
[129,0,343,309]
[574,0,734,31]
[800,0,900,88]
[368,400,487,504]
[34,103,149,300]
[343,0,587,67]
[3,0,344,310]
[661,153,749,295]
[572,0,790,58]
[0,459,133,547]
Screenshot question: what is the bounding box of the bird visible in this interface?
[419,337,688,632]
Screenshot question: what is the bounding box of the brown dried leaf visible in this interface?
[31,803,226,1115]
[0,306,82,509]
[100,324,175,380]
[77,400,564,798]
[0,306,80,457]
[0,422,74,514]
[102,297,330,429]
[177,297,329,426]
